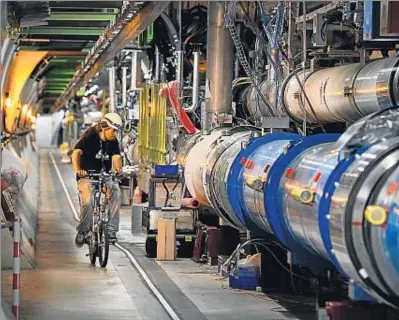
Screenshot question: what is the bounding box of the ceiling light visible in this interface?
[5,93,12,108]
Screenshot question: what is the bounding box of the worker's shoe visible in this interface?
[75,231,85,248]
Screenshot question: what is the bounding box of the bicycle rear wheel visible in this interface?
[98,223,109,268]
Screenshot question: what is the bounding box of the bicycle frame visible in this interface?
[91,179,110,233]
[86,170,117,267]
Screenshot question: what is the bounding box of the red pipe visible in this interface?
[159,80,198,134]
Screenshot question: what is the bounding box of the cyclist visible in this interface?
[71,112,123,247]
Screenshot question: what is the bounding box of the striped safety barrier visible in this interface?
[12,217,21,319]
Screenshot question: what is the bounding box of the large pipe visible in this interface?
[328,138,399,306]
[282,57,399,124]
[178,108,399,305]
[216,108,399,307]
[176,126,257,229]
[206,1,234,124]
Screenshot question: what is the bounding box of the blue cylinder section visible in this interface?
[227,133,301,231]
[224,119,399,306]
[180,109,399,307]
[227,132,339,267]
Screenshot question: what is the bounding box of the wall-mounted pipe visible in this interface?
[282,57,399,124]
[159,80,197,134]
[122,67,127,107]
[154,46,161,83]
[175,50,184,89]
[108,66,116,113]
[130,51,140,91]
[185,51,200,113]
[206,1,233,124]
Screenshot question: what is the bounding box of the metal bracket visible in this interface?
[261,117,290,129]
[344,86,353,97]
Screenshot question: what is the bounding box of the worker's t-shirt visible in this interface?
[73,127,120,180]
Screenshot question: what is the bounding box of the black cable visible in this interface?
[234,2,277,117]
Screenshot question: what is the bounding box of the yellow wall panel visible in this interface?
[2,51,47,133]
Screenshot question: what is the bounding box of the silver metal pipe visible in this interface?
[122,67,127,107]
[185,51,200,112]
[154,45,161,82]
[130,50,140,91]
[175,50,184,99]
[363,165,399,301]
[108,66,116,113]
[282,57,399,124]
[243,139,296,234]
[177,127,256,229]
[280,142,337,260]
[329,137,399,307]
[206,1,233,123]
[302,1,307,134]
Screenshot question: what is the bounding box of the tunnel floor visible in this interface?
[2,149,315,320]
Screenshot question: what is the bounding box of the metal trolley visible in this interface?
[143,165,197,257]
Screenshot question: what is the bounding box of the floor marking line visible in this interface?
[49,151,80,221]
[49,150,181,320]
[115,243,181,320]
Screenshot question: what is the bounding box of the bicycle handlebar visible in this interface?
[86,170,119,180]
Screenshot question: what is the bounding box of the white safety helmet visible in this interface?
[103,112,122,130]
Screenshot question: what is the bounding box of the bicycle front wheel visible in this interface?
[89,232,97,265]
[98,223,109,268]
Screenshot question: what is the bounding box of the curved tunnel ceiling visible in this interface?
[8,1,123,113]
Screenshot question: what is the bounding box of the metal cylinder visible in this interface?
[178,130,225,206]
[280,142,338,259]
[282,57,399,123]
[364,166,399,301]
[206,1,234,121]
[329,137,399,307]
[231,109,399,306]
[242,139,293,233]
[245,80,276,120]
[177,104,399,306]
[210,137,247,229]
[208,129,256,229]
[178,127,253,208]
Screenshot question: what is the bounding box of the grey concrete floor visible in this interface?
[2,150,170,320]
[2,149,316,320]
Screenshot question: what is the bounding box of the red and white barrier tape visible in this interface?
[12,217,21,319]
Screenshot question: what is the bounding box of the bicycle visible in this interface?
[85,170,119,268]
